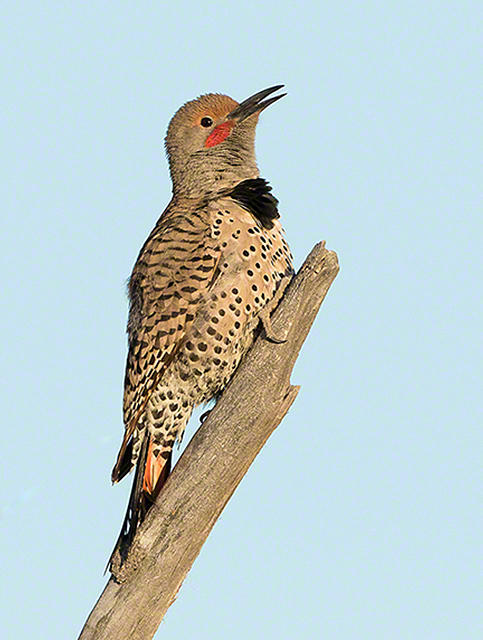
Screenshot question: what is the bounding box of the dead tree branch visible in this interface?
[78,242,339,640]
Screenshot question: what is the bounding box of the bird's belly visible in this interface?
[169,227,293,402]
[172,289,260,403]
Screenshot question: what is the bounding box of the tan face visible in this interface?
[165,94,241,158]
[164,86,285,196]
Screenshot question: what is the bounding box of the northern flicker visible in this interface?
[109,85,294,568]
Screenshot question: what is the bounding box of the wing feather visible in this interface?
[112,207,220,482]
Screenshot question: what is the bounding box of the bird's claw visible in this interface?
[199,409,212,424]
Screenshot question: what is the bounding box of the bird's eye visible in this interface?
[200,117,214,128]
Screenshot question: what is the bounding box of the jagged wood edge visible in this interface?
[78,242,339,640]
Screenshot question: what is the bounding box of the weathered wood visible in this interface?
[78,242,339,640]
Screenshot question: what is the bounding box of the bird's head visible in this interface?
[165,85,286,197]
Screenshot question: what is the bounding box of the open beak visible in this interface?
[228,85,286,122]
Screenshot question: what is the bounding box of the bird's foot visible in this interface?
[199,409,212,424]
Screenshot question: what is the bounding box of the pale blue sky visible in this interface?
[1,2,481,639]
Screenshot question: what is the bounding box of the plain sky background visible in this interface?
[1,2,481,639]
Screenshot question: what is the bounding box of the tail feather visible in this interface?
[112,437,134,483]
[107,436,172,572]
[142,438,170,495]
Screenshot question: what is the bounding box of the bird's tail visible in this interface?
[107,435,172,572]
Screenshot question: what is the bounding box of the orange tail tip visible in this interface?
[142,439,167,494]
[108,438,172,572]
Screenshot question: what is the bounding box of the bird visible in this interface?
[109,85,294,570]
